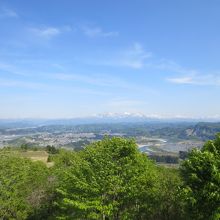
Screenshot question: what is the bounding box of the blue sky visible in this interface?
[0,0,220,119]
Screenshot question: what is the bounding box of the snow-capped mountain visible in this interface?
[1,112,220,128]
[94,112,147,119]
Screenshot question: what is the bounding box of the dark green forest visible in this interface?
[0,135,219,220]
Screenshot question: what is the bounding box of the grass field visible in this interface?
[20,150,54,167]
[0,149,54,167]
[20,150,49,163]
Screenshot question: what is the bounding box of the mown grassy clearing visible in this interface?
[0,149,54,167]
[20,150,54,167]
[20,150,48,162]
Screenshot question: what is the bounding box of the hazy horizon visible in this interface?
[1,112,220,122]
[1,0,220,118]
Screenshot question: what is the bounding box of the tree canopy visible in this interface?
[0,153,50,219]
[0,136,219,219]
[54,137,184,220]
[180,134,220,219]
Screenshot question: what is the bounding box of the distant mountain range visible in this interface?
[1,112,220,128]
[1,114,220,141]
[185,122,220,140]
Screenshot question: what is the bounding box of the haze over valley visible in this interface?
[1,115,219,162]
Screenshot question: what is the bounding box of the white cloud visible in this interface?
[0,78,48,90]
[167,74,220,86]
[29,27,61,39]
[0,61,140,90]
[152,59,199,75]
[81,26,118,37]
[154,59,198,75]
[0,62,28,76]
[149,59,220,86]
[118,42,152,68]
[49,72,138,89]
[87,42,152,69]
[0,7,18,18]
[0,78,109,95]
[167,76,195,84]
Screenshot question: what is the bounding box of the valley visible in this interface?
[0,120,214,157]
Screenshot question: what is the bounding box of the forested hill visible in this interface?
[1,120,220,141]
[188,122,220,140]
[147,122,220,141]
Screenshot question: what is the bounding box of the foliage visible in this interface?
[152,167,188,220]
[46,145,60,154]
[0,153,52,219]
[0,135,219,219]
[54,137,185,219]
[180,134,220,219]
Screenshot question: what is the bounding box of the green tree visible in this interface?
[0,154,51,219]
[180,134,220,220]
[21,143,29,151]
[46,145,59,154]
[54,137,160,219]
[154,167,187,220]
